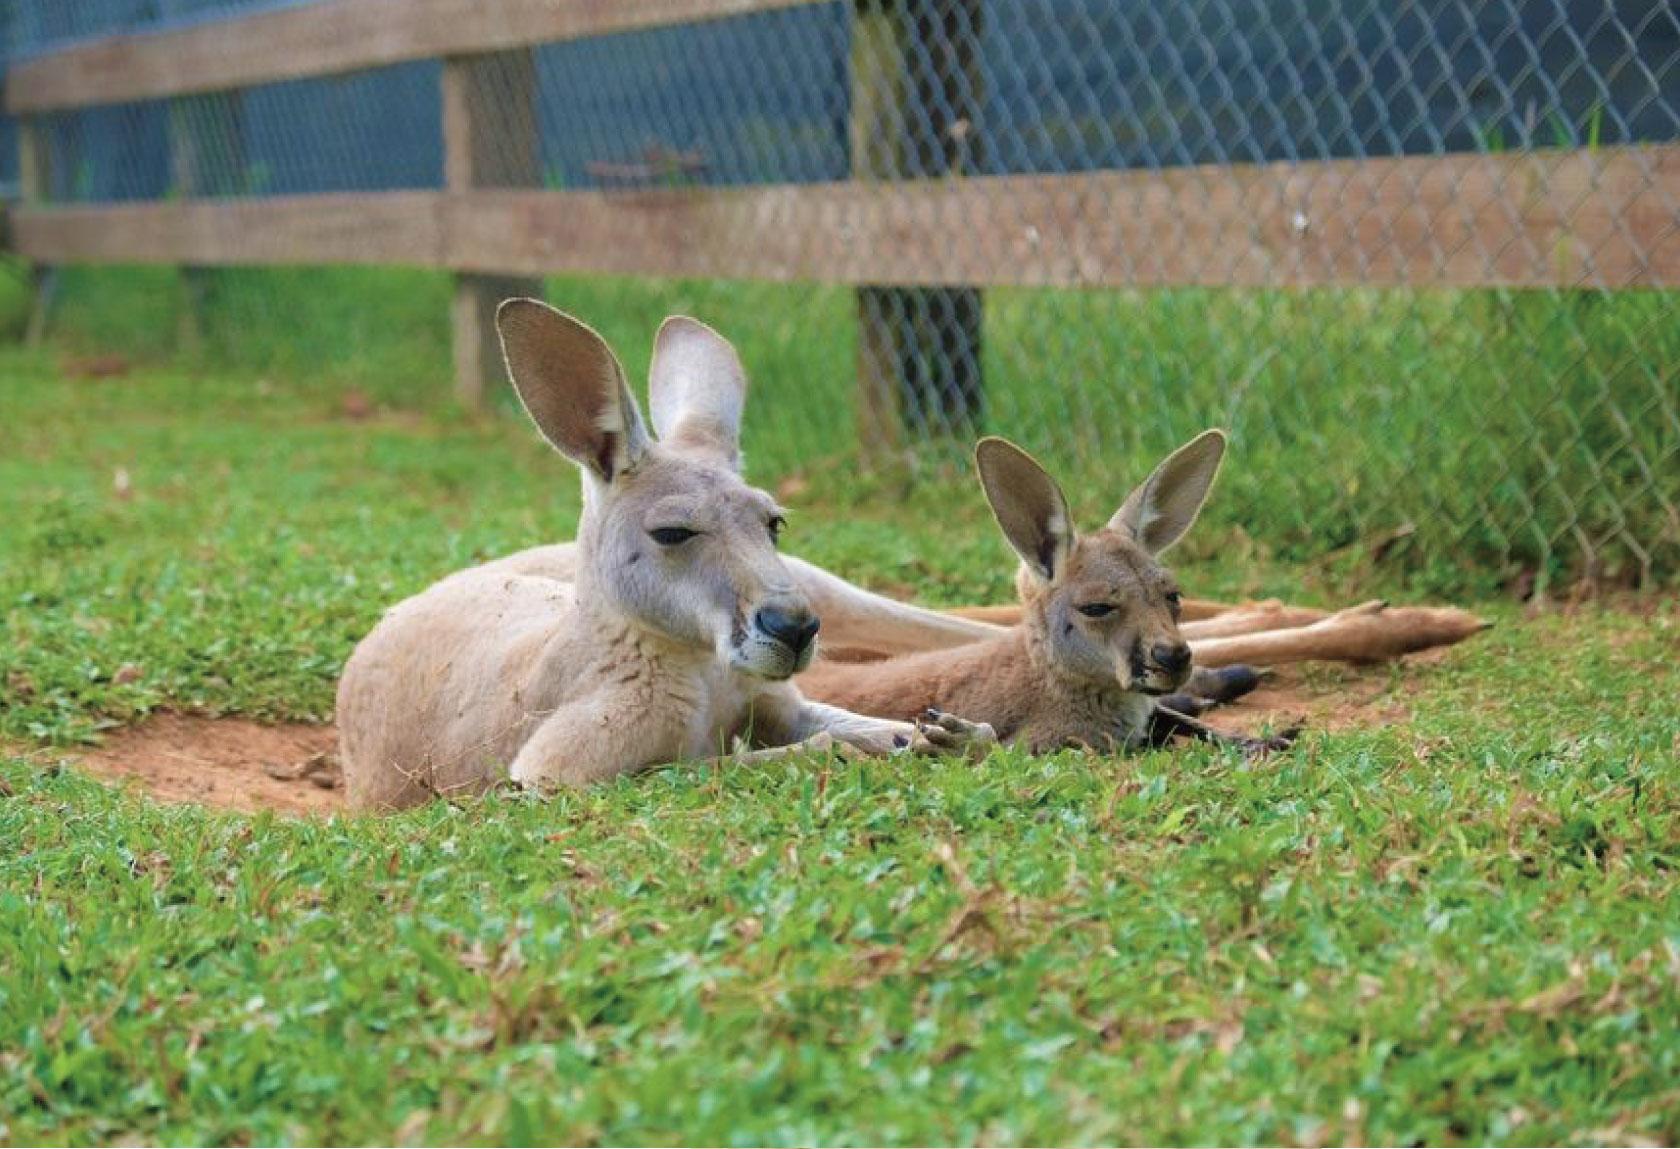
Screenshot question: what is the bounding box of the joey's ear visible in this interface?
[1108,429,1226,554]
[975,437,1075,582]
[496,299,650,482]
[647,316,747,468]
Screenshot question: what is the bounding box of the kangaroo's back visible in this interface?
[337,563,581,809]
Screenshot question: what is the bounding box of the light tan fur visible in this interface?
[941,597,1485,658]
[1189,600,1489,666]
[509,545,1005,659]
[800,433,1228,753]
[337,303,990,811]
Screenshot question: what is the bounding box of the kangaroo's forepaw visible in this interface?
[1189,663,1268,704]
[1157,692,1215,718]
[910,709,998,759]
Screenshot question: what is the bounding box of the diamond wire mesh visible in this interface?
[4,0,1677,591]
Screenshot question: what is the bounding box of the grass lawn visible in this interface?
[2,345,1678,1145]
[35,264,1680,594]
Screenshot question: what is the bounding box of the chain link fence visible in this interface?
[4,0,1677,592]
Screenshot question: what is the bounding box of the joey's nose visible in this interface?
[756,606,820,654]
[1152,642,1192,676]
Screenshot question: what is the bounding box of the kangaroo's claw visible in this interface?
[924,708,984,734]
[910,711,998,759]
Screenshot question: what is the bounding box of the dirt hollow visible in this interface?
[45,662,1429,817]
[69,714,341,816]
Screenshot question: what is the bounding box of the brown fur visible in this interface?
[799,570,1158,754]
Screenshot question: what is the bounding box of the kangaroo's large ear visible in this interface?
[497,299,650,482]
[1108,429,1226,554]
[975,437,1076,582]
[647,316,747,468]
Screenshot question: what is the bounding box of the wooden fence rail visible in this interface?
[14,151,1679,289]
[3,0,829,113]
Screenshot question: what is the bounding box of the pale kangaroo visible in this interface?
[337,302,990,811]
[799,432,1301,753]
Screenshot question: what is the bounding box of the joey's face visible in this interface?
[589,451,817,680]
[974,431,1224,703]
[1035,530,1192,695]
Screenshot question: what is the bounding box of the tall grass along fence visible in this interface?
[3,0,1677,592]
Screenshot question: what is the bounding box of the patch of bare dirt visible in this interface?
[1212,655,1443,737]
[28,661,1438,816]
[69,714,342,816]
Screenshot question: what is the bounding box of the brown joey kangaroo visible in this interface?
[798,431,1288,754]
[336,302,992,810]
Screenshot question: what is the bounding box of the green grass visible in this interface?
[36,264,1680,594]
[3,349,1679,1145]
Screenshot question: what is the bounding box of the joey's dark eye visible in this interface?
[1166,590,1183,613]
[649,527,698,546]
[768,515,787,544]
[1077,603,1115,619]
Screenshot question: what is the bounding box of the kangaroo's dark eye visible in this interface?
[1165,590,1183,614]
[649,527,698,546]
[768,515,787,544]
[1077,603,1115,619]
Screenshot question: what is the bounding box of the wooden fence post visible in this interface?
[19,119,55,347]
[14,2,52,347]
[168,92,246,351]
[851,0,985,451]
[851,3,905,456]
[161,0,243,351]
[443,50,544,408]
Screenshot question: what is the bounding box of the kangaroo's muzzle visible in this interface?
[755,605,821,659]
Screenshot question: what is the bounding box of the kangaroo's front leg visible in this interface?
[758,692,997,760]
[701,717,986,769]
[710,731,859,767]
[798,700,997,759]
[509,699,686,790]
[657,707,995,774]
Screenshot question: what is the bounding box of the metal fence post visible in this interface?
[443,50,544,409]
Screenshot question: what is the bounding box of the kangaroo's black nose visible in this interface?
[1152,642,1192,676]
[756,606,820,654]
